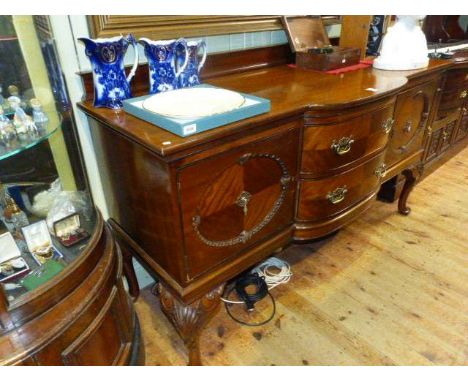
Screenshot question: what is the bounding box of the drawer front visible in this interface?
[386,81,437,167]
[437,88,467,120]
[297,152,386,222]
[302,104,393,177]
[178,127,299,279]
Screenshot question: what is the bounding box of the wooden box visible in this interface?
[282,16,361,71]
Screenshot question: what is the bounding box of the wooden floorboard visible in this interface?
[135,146,468,366]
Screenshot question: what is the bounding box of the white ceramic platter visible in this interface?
[142,87,246,119]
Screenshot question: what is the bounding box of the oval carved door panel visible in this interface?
[177,126,299,279]
[386,81,437,167]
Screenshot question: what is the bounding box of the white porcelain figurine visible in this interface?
[373,16,429,71]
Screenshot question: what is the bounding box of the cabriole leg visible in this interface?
[398,168,417,215]
[159,283,225,366]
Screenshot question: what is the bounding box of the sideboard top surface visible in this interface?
[78,60,453,158]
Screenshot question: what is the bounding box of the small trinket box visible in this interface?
[22,220,62,264]
[282,16,361,71]
[53,213,89,247]
[0,232,30,283]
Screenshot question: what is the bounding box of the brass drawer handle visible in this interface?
[331,137,354,155]
[382,118,395,134]
[460,90,467,99]
[374,163,387,179]
[327,186,347,204]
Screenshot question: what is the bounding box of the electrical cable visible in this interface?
[234,272,269,311]
[251,257,292,290]
[223,284,276,327]
[221,257,291,326]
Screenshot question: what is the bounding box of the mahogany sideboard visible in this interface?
[0,212,145,366]
[77,45,468,365]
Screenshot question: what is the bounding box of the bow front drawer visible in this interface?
[297,151,386,222]
[302,102,394,177]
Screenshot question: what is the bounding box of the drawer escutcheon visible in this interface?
[331,136,355,155]
[327,186,348,205]
[236,191,252,215]
[460,90,467,99]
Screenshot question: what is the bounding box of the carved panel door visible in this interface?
[425,127,443,163]
[386,81,437,167]
[177,127,299,280]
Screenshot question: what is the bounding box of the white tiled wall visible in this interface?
[197,30,288,53]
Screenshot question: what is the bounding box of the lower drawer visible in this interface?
[296,152,386,222]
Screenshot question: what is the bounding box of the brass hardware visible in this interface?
[280,175,292,185]
[460,90,467,99]
[403,120,412,133]
[238,153,252,165]
[374,163,387,179]
[463,107,467,115]
[442,131,449,141]
[327,186,347,205]
[331,136,354,155]
[426,125,432,136]
[382,118,394,134]
[236,191,252,216]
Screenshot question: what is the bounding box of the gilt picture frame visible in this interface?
[87,15,342,41]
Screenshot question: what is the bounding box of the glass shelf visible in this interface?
[0,123,59,162]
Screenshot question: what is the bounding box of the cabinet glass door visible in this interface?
[0,16,96,305]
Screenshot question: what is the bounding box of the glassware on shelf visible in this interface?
[7,85,27,109]
[0,105,17,148]
[30,98,49,134]
[8,95,38,141]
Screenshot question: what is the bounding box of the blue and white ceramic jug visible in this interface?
[139,38,189,94]
[178,40,207,88]
[78,34,138,109]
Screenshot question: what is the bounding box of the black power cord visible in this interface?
[223,273,276,327]
[235,273,268,311]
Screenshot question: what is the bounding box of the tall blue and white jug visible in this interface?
[78,34,139,109]
[178,40,207,88]
[139,38,189,94]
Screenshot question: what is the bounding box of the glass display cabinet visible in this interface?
[0,16,143,366]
